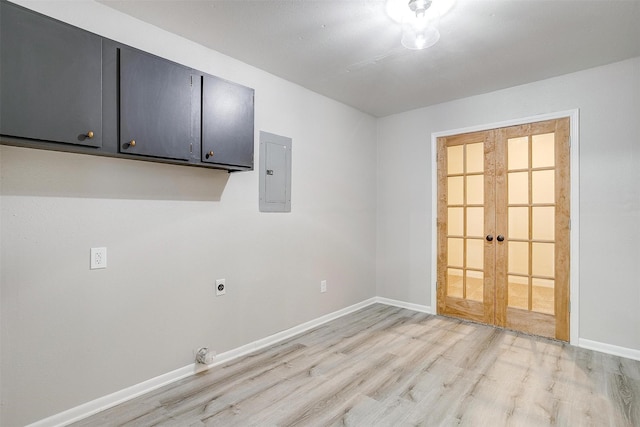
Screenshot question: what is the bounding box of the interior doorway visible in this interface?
[436,117,570,341]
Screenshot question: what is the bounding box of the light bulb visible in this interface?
[401,24,440,50]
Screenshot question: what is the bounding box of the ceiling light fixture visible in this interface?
[408,0,432,19]
[386,0,454,24]
[402,24,440,50]
[386,0,454,50]
[403,0,438,50]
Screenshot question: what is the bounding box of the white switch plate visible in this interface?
[215,279,226,296]
[90,247,107,269]
[320,280,327,293]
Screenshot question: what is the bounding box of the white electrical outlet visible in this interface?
[215,279,226,296]
[90,247,107,270]
[320,280,327,293]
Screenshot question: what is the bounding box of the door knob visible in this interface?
[486,235,494,242]
[497,235,505,242]
[128,140,136,148]
[206,151,214,159]
[86,131,94,139]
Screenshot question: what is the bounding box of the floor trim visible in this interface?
[26,363,201,427]
[375,297,432,314]
[579,338,640,362]
[27,298,379,427]
[27,296,638,426]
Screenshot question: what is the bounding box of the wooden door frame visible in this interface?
[430,109,580,345]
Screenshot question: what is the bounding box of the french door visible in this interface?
[436,118,570,341]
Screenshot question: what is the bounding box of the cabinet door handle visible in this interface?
[497,235,505,242]
[206,150,214,159]
[128,140,136,147]
[86,131,94,139]
[486,234,494,242]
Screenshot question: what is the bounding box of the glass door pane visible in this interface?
[444,138,485,304]
[505,131,558,315]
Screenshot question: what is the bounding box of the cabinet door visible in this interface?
[119,48,197,161]
[202,75,254,168]
[0,2,102,147]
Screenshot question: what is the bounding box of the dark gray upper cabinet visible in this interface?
[202,75,254,168]
[0,0,102,148]
[0,1,254,172]
[119,48,199,161]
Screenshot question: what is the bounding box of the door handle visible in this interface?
[486,235,494,242]
[497,235,505,242]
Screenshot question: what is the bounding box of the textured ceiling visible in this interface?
[98,0,640,117]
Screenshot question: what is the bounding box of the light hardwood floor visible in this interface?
[73,304,640,426]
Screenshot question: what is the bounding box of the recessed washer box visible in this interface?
[259,131,292,212]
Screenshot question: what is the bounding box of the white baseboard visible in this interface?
[375,296,433,314]
[205,297,379,366]
[578,338,640,361]
[28,296,638,426]
[26,363,203,427]
[27,297,379,427]
[379,299,640,362]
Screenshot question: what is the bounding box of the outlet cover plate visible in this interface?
[215,279,226,296]
[90,247,107,269]
[320,280,327,293]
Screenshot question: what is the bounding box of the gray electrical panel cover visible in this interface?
[259,131,292,212]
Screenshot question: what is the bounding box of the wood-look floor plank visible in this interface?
[71,304,640,427]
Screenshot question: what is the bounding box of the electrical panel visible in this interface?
[259,131,292,212]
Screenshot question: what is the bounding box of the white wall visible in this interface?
[2,1,639,425]
[0,1,377,425]
[377,56,640,351]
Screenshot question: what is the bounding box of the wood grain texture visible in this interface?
[498,117,571,341]
[436,136,448,315]
[438,131,494,324]
[72,304,639,427]
[439,117,570,341]
[554,116,571,341]
[484,129,497,326]
[494,127,508,329]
